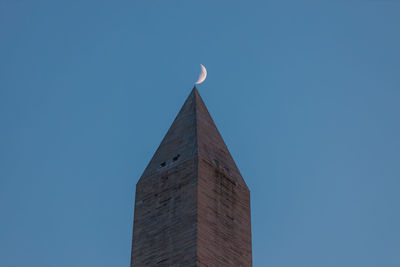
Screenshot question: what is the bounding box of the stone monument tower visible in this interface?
[130,87,252,266]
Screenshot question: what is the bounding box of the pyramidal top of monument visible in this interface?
[139,86,247,187]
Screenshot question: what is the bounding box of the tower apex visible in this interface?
[131,86,252,266]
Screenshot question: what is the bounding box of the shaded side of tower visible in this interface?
[130,88,252,267]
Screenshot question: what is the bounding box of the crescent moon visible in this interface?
[195,64,207,85]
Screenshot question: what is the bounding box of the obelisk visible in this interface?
[130,87,252,266]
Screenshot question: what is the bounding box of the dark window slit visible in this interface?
[172,154,180,162]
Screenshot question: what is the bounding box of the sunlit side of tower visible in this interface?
[130,87,252,266]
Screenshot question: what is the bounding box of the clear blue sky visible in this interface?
[1,1,399,266]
